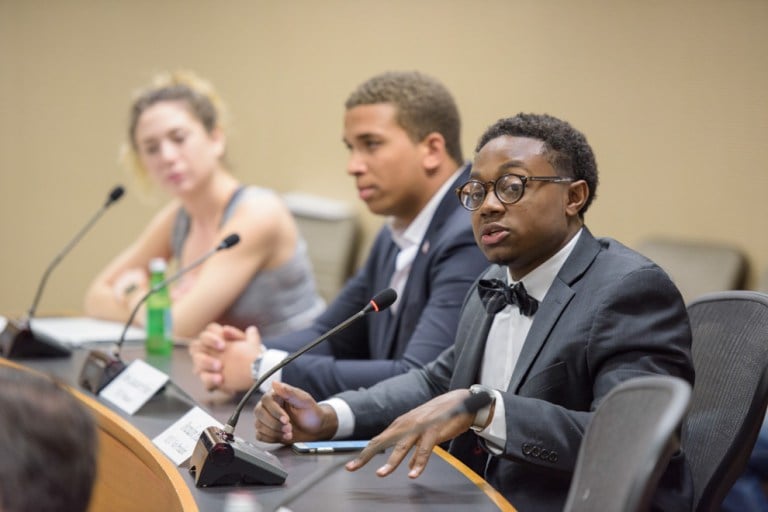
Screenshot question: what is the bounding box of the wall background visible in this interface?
[1,0,766,314]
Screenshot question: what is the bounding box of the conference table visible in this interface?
[8,341,514,512]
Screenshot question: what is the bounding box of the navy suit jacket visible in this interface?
[339,228,695,512]
[265,165,489,400]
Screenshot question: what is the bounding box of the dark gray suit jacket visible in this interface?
[338,228,695,512]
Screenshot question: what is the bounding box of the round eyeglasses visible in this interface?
[455,173,575,211]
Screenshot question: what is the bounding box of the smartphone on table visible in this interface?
[292,440,369,454]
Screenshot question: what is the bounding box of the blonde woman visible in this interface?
[84,71,323,339]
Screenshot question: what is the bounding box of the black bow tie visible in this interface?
[477,278,539,317]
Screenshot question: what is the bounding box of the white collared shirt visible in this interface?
[477,229,582,449]
[386,167,464,313]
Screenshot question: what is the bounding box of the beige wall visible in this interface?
[1,0,767,315]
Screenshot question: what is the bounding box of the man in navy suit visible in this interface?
[254,113,695,511]
[189,71,489,400]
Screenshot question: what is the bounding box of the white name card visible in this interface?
[99,359,170,415]
[153,406,223,466]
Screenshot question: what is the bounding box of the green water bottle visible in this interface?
[146,257,173,356]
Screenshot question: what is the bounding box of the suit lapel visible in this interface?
[452,306,494,388]
[507,279,573,392]
[398,164,471,301]
[451,265,505,388]
[385,164,472,356]
[373,238,400,356]
[507,229,601,393]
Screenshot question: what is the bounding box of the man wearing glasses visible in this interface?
[254,113,695,511]
[189,71,489,400]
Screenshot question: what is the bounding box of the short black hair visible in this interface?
[0,367,97,512]
[476,113,599,217]
[346,71,463,165]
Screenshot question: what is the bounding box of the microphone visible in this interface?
[270,391,494,512]
[189,288,398,488]
[77,233,241,394]
[0,185,125,359]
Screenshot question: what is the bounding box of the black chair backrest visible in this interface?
[682,291,768,512]
[563,375,692,512]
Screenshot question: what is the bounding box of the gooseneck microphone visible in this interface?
[227,287,397,435]
[189,288,398,488]
[78,233,240,394]
[30,186,125,320]
[0,185,125,359]
[270,390,494,512]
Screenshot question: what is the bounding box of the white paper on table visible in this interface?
[99,359,169,415]
[25,316,145,346]
[153,406,223,466]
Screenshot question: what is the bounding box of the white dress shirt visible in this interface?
[477,229,582,450]
[386,168,462,313]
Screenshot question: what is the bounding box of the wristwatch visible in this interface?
[250,355,264,381]
[469,384,496,432]
[250,345,268,381]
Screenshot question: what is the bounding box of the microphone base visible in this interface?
[0,317,71,359]
[189,426,287,487]
[78,350,127,393]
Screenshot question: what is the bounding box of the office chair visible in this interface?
[635,237,748,304]
[681,291,768,512]
[758,266,768,294]
[283,192,360,302]
[563,375,692,512]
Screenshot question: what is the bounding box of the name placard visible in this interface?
[99,359,169,414]
[153,406,223,466]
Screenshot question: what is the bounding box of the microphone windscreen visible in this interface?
[107,185,125,205]
[370,288,397,312]
[462,391,493,415]
[220,233,240,249]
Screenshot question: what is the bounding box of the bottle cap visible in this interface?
[149,257,167,273]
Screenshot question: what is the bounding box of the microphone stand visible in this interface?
[189,289,397,488]
[0,186,125,359]
[78,234,240,394]
[225,307,372,435]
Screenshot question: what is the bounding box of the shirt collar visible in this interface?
[388,166,465,250]
[507,228,583,302]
